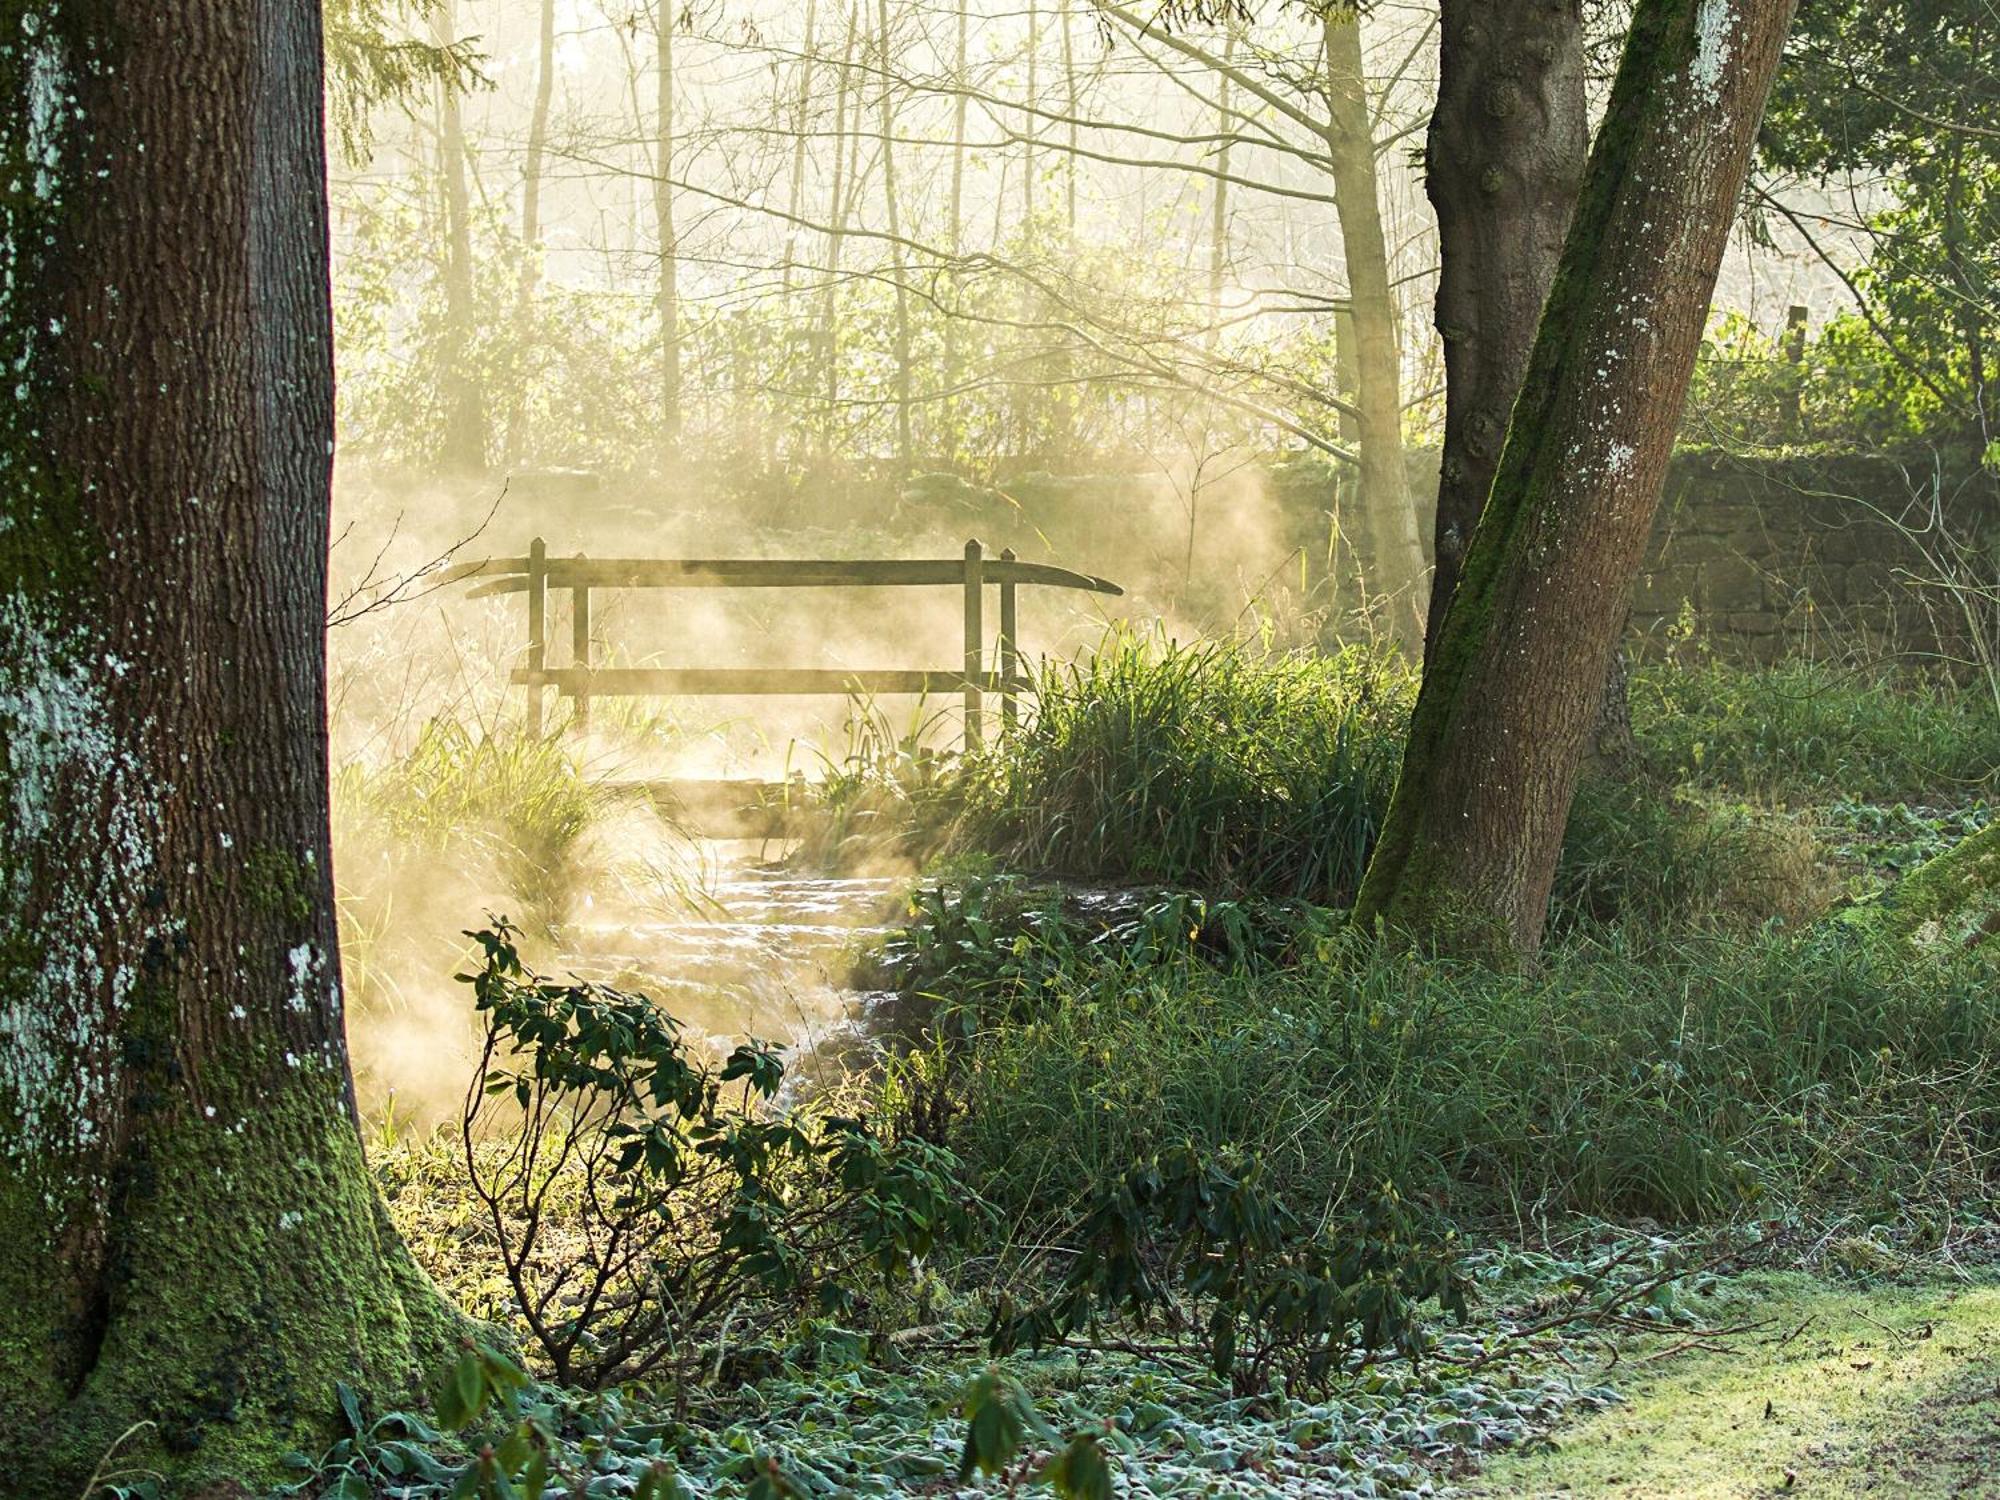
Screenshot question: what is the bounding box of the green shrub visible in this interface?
[1631,658,2000,803]
[1552,776,1835,935]
[934,925,2000,1229]
[460,922,977,1388]
[955,630,1413,902]
[988,1152,1468,1397]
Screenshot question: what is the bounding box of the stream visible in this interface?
[562,840,908,1092]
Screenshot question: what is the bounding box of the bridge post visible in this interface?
[525,536,547,738]
[571,553,591,734]
[963,537,984,751]
[998,547,1019,733]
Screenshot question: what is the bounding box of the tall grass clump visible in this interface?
[334,720,609,932]
[957,630,1413,901]
[935,925,2000,1231]
[1633,657,2000,802]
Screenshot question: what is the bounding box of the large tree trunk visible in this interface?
[1352,0,1797,961]
[0,2,460,1488]
[1422,0,1587,650]
[1421,0,1636,760]
[1321,9,1427,650]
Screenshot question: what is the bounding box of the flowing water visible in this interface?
[561,839,908,1090]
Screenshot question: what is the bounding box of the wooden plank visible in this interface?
[434,556,531,585]
[999,546,1020,732]
[963,539,984,750]
[510,667,1033,697]
[525,538,547,738]
[571,572,591,731]
[462,556,1122,597]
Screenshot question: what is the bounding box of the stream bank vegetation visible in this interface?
[291,640,2000,1500]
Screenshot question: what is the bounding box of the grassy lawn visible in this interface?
[1473,1271,2000,1498]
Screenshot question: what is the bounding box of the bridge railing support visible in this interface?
[963,538,984,750]
[447,537,1121,750]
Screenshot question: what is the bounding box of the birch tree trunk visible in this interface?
[655,0,684,465]
[1321,9,1426,650]
[434,0,487,472]
[0,1,460,1487]
[1352,0,1798,961]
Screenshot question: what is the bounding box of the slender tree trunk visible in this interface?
[1206,28,1235,349]
[877,0,915,476]
[1321,9,1426,650]
[1352,0,1798,961]
[944,0,970,467]
[434,0,487,472]
[505,0,558,466]
[1422,0,1586,651]
[1024,0,1039,225]
[782,0,818,299]
[819,5,860,467]
[1060,0,1078,238]
[654,0,683,466]
[0,2,460,1487]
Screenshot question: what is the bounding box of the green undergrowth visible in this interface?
[1631,656,2000,804]
[334,720,613,936]
[820,637,2000,934]
[883,891,2000,1232]
[952,631,1412,902]
[368,1144,1773,1500]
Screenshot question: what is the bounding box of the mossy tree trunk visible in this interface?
[1855,819,2000,954]
[0,3,461,1490]
[1351,0,1797,961]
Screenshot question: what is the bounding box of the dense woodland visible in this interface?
[5,1,2000,1497]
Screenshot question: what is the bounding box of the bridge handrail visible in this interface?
[441,554,1121,598]
[451,537,1120,747]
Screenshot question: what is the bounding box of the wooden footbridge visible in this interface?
[443,540,1121,828]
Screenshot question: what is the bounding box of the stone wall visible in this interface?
[1632,453,1995,663]
[1272,450,1998,664]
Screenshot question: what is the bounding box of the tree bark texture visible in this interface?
[0,1,460,1487]
[1422,0,1587,652]
[1321,9,1427,650]
[1352,0,1798,960]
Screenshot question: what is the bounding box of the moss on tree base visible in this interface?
[1,1072,469,1497]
